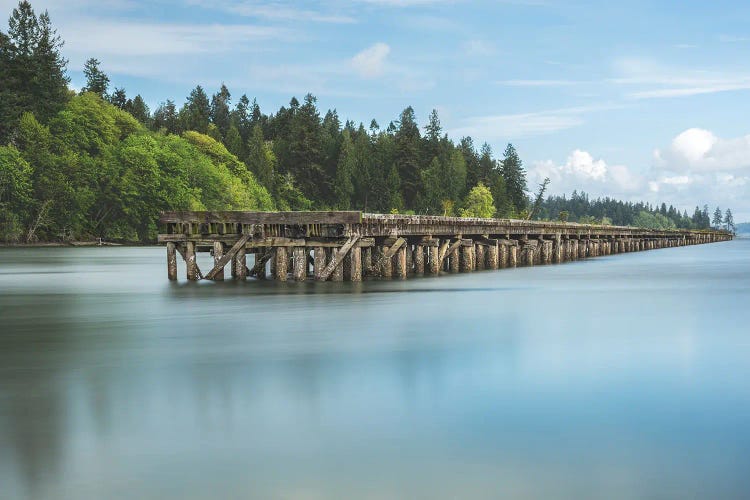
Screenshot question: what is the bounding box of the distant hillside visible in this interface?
[736,222,750,234]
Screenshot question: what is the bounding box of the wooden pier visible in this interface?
[157,211,733,282]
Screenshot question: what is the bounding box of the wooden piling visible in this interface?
[414,244,425,274]
[314,246,326,280]
[395,245,407,279]
[330,247,344,281]
[476,244,485,270]
[235,247,247,280]
[212,241,225,281]
[488,243,499,270]
[186,241,199,281]
[293,246,306,281]
[509,245,518,268]
[167,242,177,281]
[349,246,362,282]
[429,244,440,274]
[275,247,288,281]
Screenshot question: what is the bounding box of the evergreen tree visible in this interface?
[127,95,149,125]
[210,84,231,138]
[712,207,723,228]
[394,106,421,208]
[224,124,243,159]
[334,130,355,209]
[109,87,127,109]
[152,100,178,134]
[0,1,69,143]
[180,85,210,133]
[459,136,480,193]
[82,57,109,98]
[724,208,735,232]
[500,143,527,214]
[245,124,274,190]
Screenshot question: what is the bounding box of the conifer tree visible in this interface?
[712,207,723,228]
[394,106,421,208]
[334,130,355,209]
[127,94,149,125]
[210,84,231,138]
[109,87,127,109]
[500,143,528,213]
[724,208,735,232]
[152,100,178,134]
[82,58,109,98]
[180,85,210,133]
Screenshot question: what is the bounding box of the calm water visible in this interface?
[1,240,749,499]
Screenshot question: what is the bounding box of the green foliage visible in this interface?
[0,145,32,241]
[500,143,528,213]
[460,183,496,218]
[632,210,677,230]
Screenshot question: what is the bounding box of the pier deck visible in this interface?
[157,211,733,282]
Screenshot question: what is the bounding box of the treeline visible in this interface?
[0,2,728,243]
[538,192,735,231]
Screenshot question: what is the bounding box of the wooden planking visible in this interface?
[160,211,361,225]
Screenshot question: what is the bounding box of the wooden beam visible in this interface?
[371,237,406,272]
[248,248,274,277]
[318,235,360,281]
[204,234,250,280]
[160,211,362,225]
[176,243,203,280]
[439,239,463,268]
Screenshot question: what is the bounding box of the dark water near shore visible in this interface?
[1,240,749,499]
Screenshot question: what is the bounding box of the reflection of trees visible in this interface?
[0,293,74,499]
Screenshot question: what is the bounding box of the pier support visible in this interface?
[314,246,326,281]
[488,243,499,270]
[212,241,225,281]
[395,244,407,279]
[476,244,485,270]
[349,246,362,282]
[167,242,177,280]
[460,243,473,272]
[186,241,199,281]
[293,246,306,281]
[275,247,288,281]
[234,247,247,280]
[414,244,425,274]
[509,245,518,268]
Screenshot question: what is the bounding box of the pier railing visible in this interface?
[158,211,733,282]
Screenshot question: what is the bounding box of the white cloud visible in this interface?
[531,129,750,220]
[529,150,644,199]
[185,0,356,23]
[654,128,750,173]
[351,43,391,78]
[449,104,618,140]
[496,79,584,87]
[611,57,750,100]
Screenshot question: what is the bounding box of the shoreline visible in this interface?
[0,241,156,248]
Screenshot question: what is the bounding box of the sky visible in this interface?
[3,0,750,221]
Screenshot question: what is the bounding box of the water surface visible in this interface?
[1,240,749,499]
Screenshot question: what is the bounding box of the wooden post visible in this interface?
[429,244,440,274]
[275,247,288,281]
[509,245,518,268]
[186,241,199,281]
[488,243,499,270]
[330,247,344,281]
[405,244,413,275]
[293,246,306,281]
[381,246,393,278]
[363,247,373,276]
[450,245,460,273]
[554,234,562,263]
[314,246,326,281]
[500,244,508,268]
[395,245,407,279]
[525,244,535,267]
[414,244,425,274]
[212,241,225,281]
[349,246,362,282]
[475,244,485,270]
[460,244,473,272]
[235,247,247,280]
[167,242,177,281]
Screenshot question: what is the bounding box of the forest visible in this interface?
[0,1,733,243]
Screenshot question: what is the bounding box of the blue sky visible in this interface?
[4,0,750,220]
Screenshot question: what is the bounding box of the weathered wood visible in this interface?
[249,249,273,277]
[185,241,200,281]
[314,246,327,281]
[349,246,362,282]
[460,244,473,272]
[204,234,250,281]
[212,241,225,280]
[234,247,247,280]
[318,235,360,281]
[167,242,177,280]
[439,239,463,269]
[488,243,499,270]
[509,245,518,268]
[160,210,362,225]
[274,247,288,281]
[428,244,440,274]
[293,246,306,281]
[330,248,344,282]
[395,244,407,279]
[475,244,485,270]
[414,244,425,274]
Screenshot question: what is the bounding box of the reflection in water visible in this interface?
[1,241,750,499]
